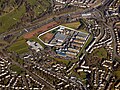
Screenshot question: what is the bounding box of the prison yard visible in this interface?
[38,25,90,59]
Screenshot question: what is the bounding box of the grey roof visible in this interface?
[77,32,87,38]
[55,32,66,40]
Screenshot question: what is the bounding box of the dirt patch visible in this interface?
[23,21,59,39]
[42,33,54,43]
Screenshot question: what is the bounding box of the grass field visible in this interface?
[62,22,80,29]
[71,71,86,81]
[49,56,79,66]
[8,39,29,54]
[86,47,108,65]
[0,0,51,34]
[0,4,26,34]
[7,34,46,54]
[10,64,24,74]
[0,40,9,48]
[51,57,70,65]
[93,48,107,59]
[97,48,107,58]
[114,70,120,78]
[17,59,24,65]
[69,64,86,84]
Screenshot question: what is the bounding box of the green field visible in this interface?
[0,0,51,34]
[114,70,120,78]
[49,56,78,66]
[62,22,80,29]
[93,48,107,59]
[97,48,107,58]
[10,64,24,74]
[8,39,29,54]
[69,64,86,84]
[0,40,9,48]
[7,34,46,54]
[0,4,26,34]
[50,57,70,65]
[71,71,86,78]
[17,59,24,65]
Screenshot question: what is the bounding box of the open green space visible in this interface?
[92,47,107,59]
[17,59,24,65]
[62,22,80,29]
[114,70,120,78]
[0,40,9,46]
[0,4,26,34]
[114,66,120,78]
[0,0,18,15]
[50,57,70,65]
[87,47,108,59]
[69,65,86,84]
[8,38,29,54]
[97,48,107,58]
[49,56,78,66]
[85,47,108,66]
[10,64,24,74]
[0,0,51,34]
[7,34,46,54]
[71,71,86,80]
[28,0,51,16]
